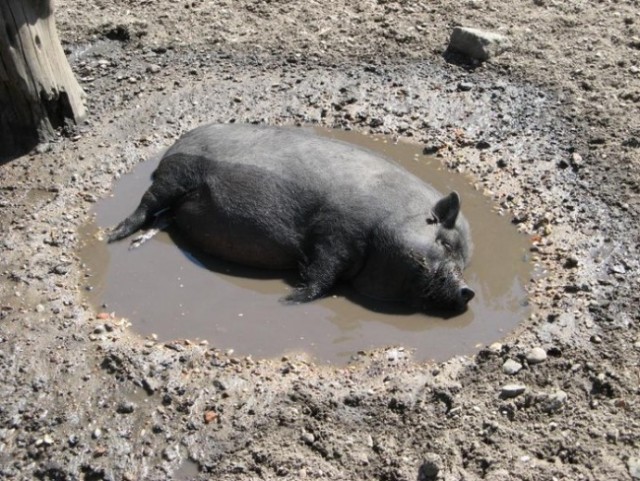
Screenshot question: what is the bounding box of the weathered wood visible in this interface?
[0,0,86,156]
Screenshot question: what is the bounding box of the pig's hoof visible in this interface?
[129,228,161,250]
[281,286,323,304]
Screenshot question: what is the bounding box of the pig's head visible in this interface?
[409,191,475,311]
[353,191,474,312]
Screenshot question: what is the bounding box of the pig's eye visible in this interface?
[438,239,452,252]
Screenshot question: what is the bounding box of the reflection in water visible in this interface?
[78,129,531,363]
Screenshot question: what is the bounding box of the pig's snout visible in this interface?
[460,286,475,305]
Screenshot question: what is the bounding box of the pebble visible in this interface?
[146,64,162,74]
[489,342,503,352]
[525,347,547,364]
[204,410,218,424]
[419,453,443,479]
[162,446,177,461]
[423,142,444,155]
[564,256,579,268]
[301,431,315,444]
[543,390,568,413]
[502,359,523,375]
[92,428,102,439]
[116,401,136,414]
[629,457,640,480]
[500,384,526,399]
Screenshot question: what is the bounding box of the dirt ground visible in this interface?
[1,0,640,480]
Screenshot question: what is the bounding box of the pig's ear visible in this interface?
[431,192,460,229]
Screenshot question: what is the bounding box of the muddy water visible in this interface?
[79,128,530,363]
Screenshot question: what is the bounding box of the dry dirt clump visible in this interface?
[1,1,639,481]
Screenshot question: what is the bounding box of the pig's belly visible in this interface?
[173,196,301,270]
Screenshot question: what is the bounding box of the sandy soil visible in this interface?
[1,1,639,480]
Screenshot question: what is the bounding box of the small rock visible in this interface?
[165,342,185,352]
[448,27,511,61]
[146,64,162,74]
[52,264,69,275]
[500,384,526,399]
[204,410,218,424]
[525,347,547,364]
[94,446,107,457]
[543,390,568,413]
[116,401,136,414]
[571,152,583,167]
[92,428,102,439]
[563,256,579,268]
[386,347,406,362]
[418,453,443,481]
[301,431,315,444]
[142,376,161,394]
[610,264,626,274]
[423,142,444,155]
[162,446,177,462]
[43,434,54,446]
[457,81,474,92]
[35,142,52,154]
[488,342,503,352]
[628,457,640,479]
[502,359,522,375]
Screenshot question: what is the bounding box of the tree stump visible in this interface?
[0,0,86,157]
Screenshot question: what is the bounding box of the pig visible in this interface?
[108,123,475,311]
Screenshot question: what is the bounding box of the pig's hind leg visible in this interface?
[107,186,171,243]
[108,154,202,243]
[128,209,172,249]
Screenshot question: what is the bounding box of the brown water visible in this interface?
[79,128,531,364]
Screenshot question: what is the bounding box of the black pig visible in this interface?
[108,124,475,311]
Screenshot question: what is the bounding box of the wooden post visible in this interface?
[0,0,86,156]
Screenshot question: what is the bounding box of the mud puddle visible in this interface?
[78,128,531,363]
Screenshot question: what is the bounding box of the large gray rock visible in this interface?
[448,27,511,61]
